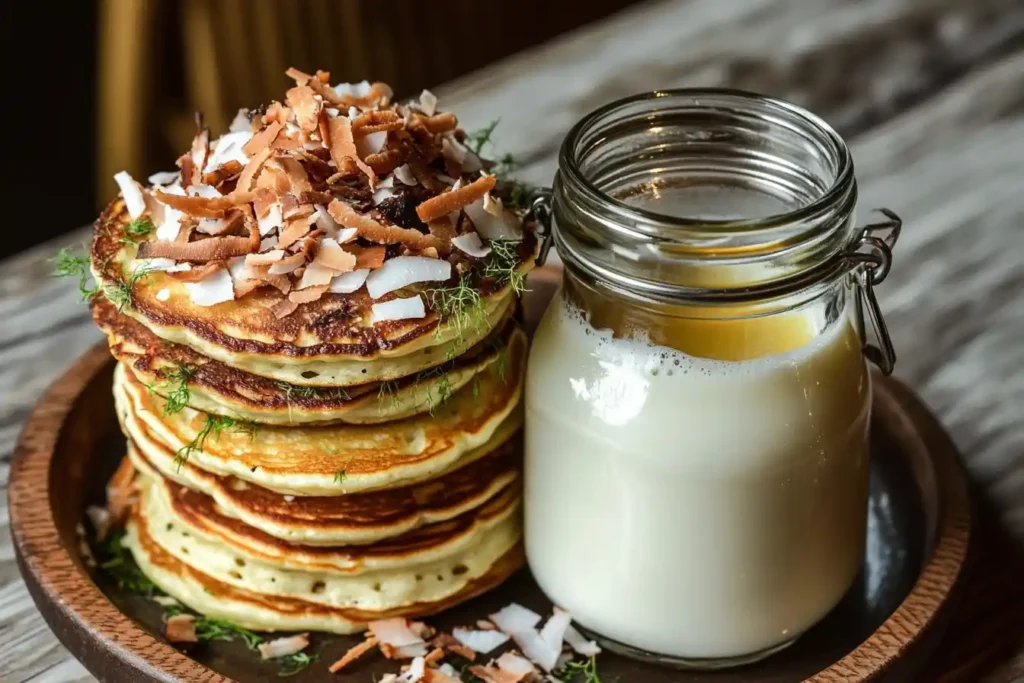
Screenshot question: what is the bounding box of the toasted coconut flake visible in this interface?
[313,238,357,272]
[286,67,313,86]
[416,175,496,223]
[424,648,445,665]
[189,128,210,185]
[165,614,198,644]
[149,170,180,186]
[365,256,451,299]
[206,130,253,172]
[288,284,329,304]
[243,121,283,157]
[139,257,191,273]
[344,244,387,270]
[245,249,285,266]
[258,633,309,660]
[374,176,398,205]
[298,261,336,290]
[394,164,418,186]
[138,215,258,261]
[477,620,497,631]
[235,147,273,192]
[497,652,539,679]
[184,266,235,307]
[453,628,510,654]
[563,626,601,657]
[419,90,438,116]
[267,251,307,275]
[327,116,377,188]
[422,113,458,133]
[328,199,437,251]
[451,231,492,258]
[152,189,255,218]
[353,109,402,135]
[270,297,299,318]
[365,148,403,175]
[278,157,313,195]
[287,85,321,132]
[370,618,425,648]
[114,171,147,219]
[329,636,379,673]
[509,630,558,673]
[277,214,317,250]
[170,262,223,282]
[229,108,253,132]
[372,295,425,322]
[257,202,283,236]
[431,633,477,662]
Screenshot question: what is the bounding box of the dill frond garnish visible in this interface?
[52,247,100,300]
[120,217,156,244]
[105,263,154,313]
[426,278,487,340]
[557,656,602,682]
[484,240,528,295]
[472,374,481,398]
[489,335,511,384]
[161,362,197,415]
[95,529,159,596]
[334,470,347,484]
[173,414,257,471]
[277,652,318,677]
[466,118,500,155]
[274,381,350,401]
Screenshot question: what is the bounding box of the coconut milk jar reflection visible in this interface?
[523,90,901,668]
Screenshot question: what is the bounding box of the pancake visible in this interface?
[114,329,526,495]
[143,471,521,574]
[91,200,535,386]
[126,488,524,634]
[95,295,521,424]
[126,429,521,545]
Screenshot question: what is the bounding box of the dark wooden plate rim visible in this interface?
[9,342,972,683]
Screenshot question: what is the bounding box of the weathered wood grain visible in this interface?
[2,0,1022,680]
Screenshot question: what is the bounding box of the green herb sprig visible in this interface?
[174,414,258,471]
[161,362,198,415]
[95,529,159,596]
[484,240,528,296]
[466,119,500,155]
[557,656,603,683]
[120,217,156,244]
[52,247,100,300]
[277,652,318,677]
[105,263,155,313]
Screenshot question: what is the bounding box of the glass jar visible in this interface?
[523,90,901,668]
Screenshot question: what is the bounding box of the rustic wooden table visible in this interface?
[2,0,1022,680]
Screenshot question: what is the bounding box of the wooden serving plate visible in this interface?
[9,267,972,682]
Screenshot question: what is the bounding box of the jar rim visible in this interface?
[558,88,855,235]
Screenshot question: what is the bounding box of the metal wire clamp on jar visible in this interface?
[523,89,901,669]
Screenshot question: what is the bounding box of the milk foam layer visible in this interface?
[525,290,871,659]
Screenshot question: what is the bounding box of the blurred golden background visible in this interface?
[4,0,637,258]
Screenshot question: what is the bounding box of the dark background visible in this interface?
[1,0,637,260]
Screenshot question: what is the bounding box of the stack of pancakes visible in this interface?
[88,70,536,633]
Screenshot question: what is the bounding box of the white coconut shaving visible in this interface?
[419,90,438,116]
[451,232,492,258]
[329,268,370,294]
[187,184,221,199]
[258,203,284,236]
[357,130,388,159]
[205,130,252,171]
[563,625,601,657]
[373,176,397,205]
[393,164,418,186]
[465,196,523,241]
[139,258,191,273]
[365,256,451,299]
[371,295,425,322]
[335,81,372,99]
[113,171,147,219]
[452,627,510,654]
[258,633,309,660]
[228,108,251,133]
[489,604,542,633]
[148,170,180,186]
[184,267,235,307]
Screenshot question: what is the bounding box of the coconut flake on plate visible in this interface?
[328,267,370,294]
[508,629,559,672]
[489,604,542,633]
[184,266,235,306]
[114,171,147,219]
[165,614,198,644]
[451,232,492,258]
[465,195,523,241]
[394,164,418,186]
[260,234,279,251]
[372,295,425,322]
[452,627,510,654]
[258,633,309,660]
[205,130,253,172]
[297,261,337,290]
[139,257,192,273]
[148,170,180,186]
[85,505,111,540]
[538,608,572,654]
[365,256,451,299]
[563,625,601,657]
[370,618,427,649]
[396,656,426,682]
